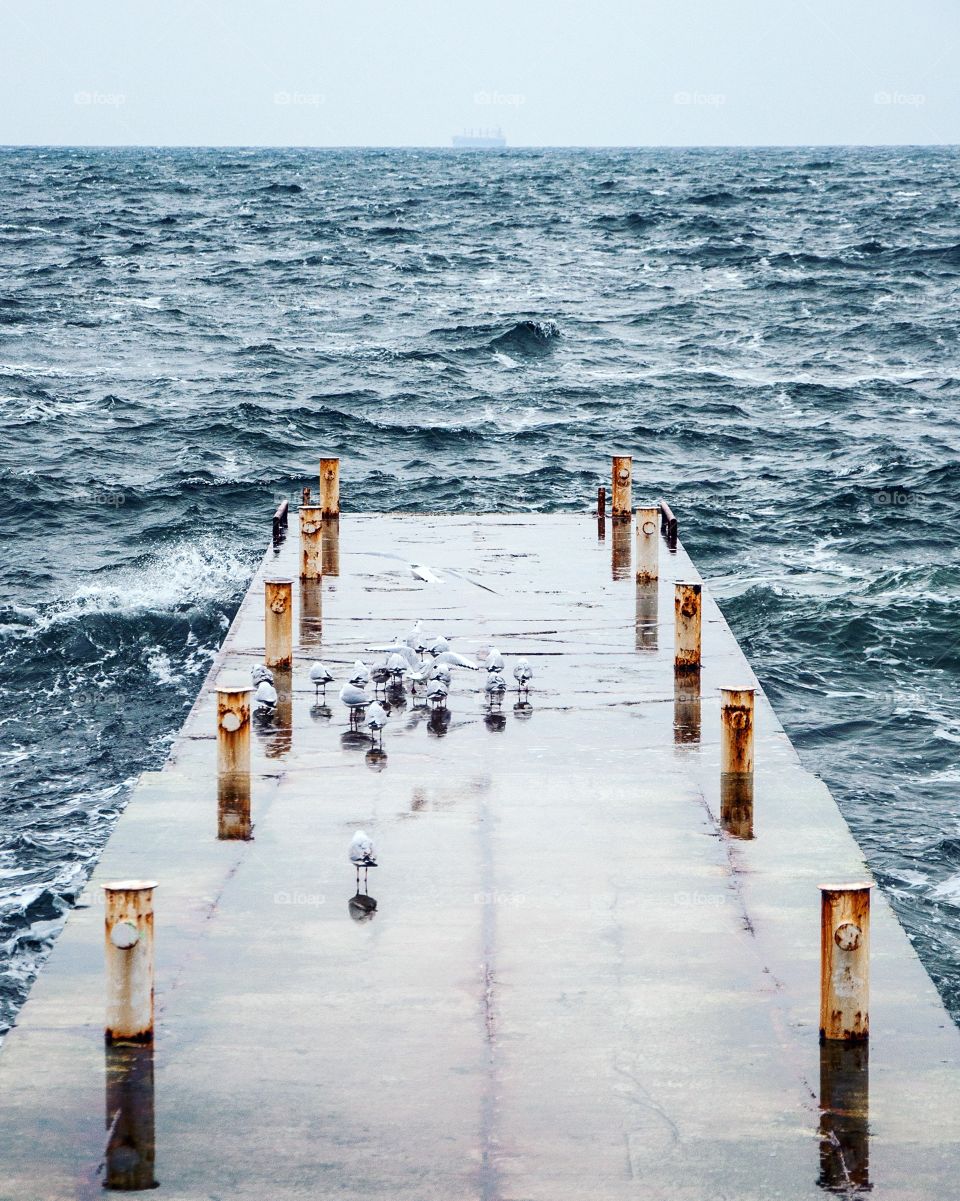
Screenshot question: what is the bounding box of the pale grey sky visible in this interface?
[1,0,957,146]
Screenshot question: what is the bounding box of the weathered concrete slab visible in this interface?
[1,514,958,1200]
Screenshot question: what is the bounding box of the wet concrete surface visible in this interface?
[1,514,959,1199]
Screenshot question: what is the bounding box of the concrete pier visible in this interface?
[1,513,959,1199]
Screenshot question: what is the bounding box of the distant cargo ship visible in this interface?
[452,128,506,149]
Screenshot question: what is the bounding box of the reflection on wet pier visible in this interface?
[818,1040,870,1194]
[720,772,754,840]
[103,1044,156,1191]
[635,581,658,651]
[673,667,701,744]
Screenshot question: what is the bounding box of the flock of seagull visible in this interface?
[249,621,533,901]
[250,619,533,746]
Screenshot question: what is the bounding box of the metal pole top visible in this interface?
[102,880,158,893]
[264,575,294,585]
[215,672,254,694]
[819,882,874,893]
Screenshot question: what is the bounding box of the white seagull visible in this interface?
[252,664,274,687]
[255,679,278,709]
[349,830,377,890]
[340,682,371,727]
[513,659,533,694]
[309,661,334,697]
[426,680,449,709]
[484,647,505,673]
[365,701,389,744]
[349,660,370,687]
[485,672,506,707]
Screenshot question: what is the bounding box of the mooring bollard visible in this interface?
[299,504,323,580]
[635,505,659,582]
[319,457,340,518]
[103,881,157,1044]
[105,1043,157,1190]
[720,687,755,774]
[216,675,252,838]
[611,455,632,521]
[820,883,872,1042]
[216,675,252,779]
[674,582,702,671]
[264,577,293,668]
[720,686,755,838]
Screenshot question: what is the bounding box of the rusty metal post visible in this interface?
[597,486,606,518]
[264,577,293,668]
[103,881,157,1043]
[820,884,872,1042]
[720,687,755,838]
[299,504,323,580]
[216,676,252,779]
[611,455,632,521]
[104,1043,157,1189]
[635,505,659,582]
[720,687,755,775]
[674,582,702,672]
[319,457,340,518]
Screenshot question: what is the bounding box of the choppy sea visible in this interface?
[1,145,958,1033]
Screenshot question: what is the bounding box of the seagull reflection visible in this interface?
[348,892,377,922]
[310,702,333,722]
[485,711,507,732]
[427,707,452,737]
[365,747,388,772]
[512,700,534,721]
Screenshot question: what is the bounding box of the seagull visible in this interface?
[428,663,452,687]
[370,663,391,693]
[386,652,408,684]
[434,650,479,670]
[252,664,274,687]
[484,647,505,673]
[309,661,334,698]
[365,701,389,744]
[349,830,377,890]
[340,682,371,727]
[255,680,278,709]
[426,635,450,656]
[485,672,506,708]
[404,621,425,651]
[513,659,533,695]
[349,660,370,687]
[426,680,449,709]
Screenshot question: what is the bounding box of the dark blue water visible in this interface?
[1,146,959,1033]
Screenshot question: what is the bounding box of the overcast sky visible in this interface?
[1,0,957,147]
